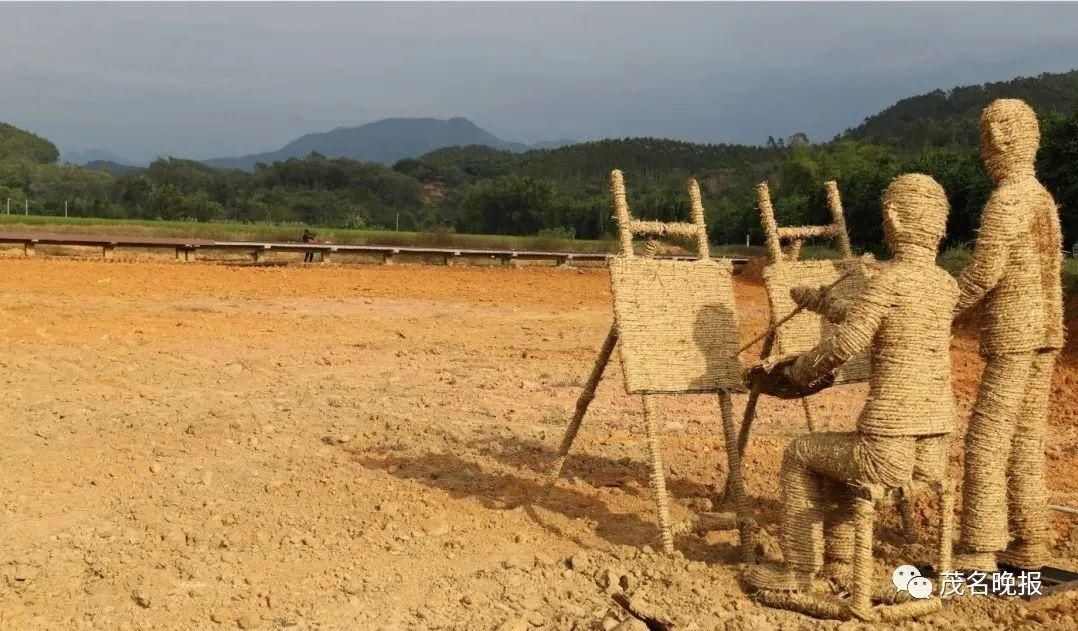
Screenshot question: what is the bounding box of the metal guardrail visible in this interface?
[0,231,749,268]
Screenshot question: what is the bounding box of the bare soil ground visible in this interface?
[0,258,1075,631]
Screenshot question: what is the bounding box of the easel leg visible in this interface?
[800,397,816,433]
[642,394,675,554]
[900,486,920,544]
[736,386,762,458]
[718,391,755,563]
[938,477,954,576]
[736,332,775,458]
[541,325,617,500]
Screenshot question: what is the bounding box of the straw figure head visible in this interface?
[981,98,1039,183]
[881,173,949,261]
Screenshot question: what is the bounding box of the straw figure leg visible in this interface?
[850,486,879,621]
[1002,350,1057,569]
[541,324,618,500]
[899,487,920,544]
[820,479,856,576]
[717,391,755,562]
[849,484,945,622]
[642,394,675,554]
[747,433,916,591]
[959,352,1033,569]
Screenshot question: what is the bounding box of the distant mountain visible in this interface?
[204,117,533,171]
[61,148,137,166]
[0,122,59,164]
[843,68,1078,153]
[82,160,143,176]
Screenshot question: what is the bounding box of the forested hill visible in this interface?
[0,122,59,164]
[396,140,785,187]
[844,69,1078,153]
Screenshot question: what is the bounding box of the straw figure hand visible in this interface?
[790,284,854,325]
[745,354,835,400]
[790,286,822,311]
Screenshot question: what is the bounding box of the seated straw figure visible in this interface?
[744,173,959,592]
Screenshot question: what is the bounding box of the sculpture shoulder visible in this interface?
[856,265,900,309]
[981,183,1037,238]
[887,263,955,295]
[992,179,1055,214]
[989,181,1033,208]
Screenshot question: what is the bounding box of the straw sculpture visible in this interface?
[543,170,753,558]
[755,180,872,384]
[733,181,871,464]
[956,98,1065,572]
[743,174,959,621]
[761,259,873,384]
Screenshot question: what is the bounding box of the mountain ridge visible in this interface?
[203,117,536,170]
[61,148,138,167]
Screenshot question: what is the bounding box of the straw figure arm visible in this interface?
[1032,191,1066,351]
[787,274,891,387]
[790,285,853,324]
[955,189,1019,317]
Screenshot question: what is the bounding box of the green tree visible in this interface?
[1038,110,1078,248]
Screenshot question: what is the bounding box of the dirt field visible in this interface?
[1,258,1076,631]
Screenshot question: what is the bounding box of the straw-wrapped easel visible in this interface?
[734,181,873,461]
[541,170,753,558]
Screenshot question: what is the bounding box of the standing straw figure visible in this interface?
[956,99,1064,572]
[744,174,958,592]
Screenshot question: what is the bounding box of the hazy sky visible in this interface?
[5,2,1078,163]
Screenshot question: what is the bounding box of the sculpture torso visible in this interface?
[858,264,959,437]
[965,179,1053,356]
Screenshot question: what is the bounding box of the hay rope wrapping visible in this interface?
[610,168,745,395]
[755,180,874,385]
[763,261,875,385]
[826,181,855,258]
[687,178,711,259]
[771,432,919,580]
[789,176,958,437]
[642,395,675,553]
[1003,351,1056,567]
[958,99,1064,570]
[749,175,958,614]
[610,257,743,394]
[606,170,749,555]
[542,326,618,499]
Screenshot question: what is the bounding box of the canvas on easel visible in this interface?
[542,170,753,558]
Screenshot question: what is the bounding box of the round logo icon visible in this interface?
[892,565,921,591]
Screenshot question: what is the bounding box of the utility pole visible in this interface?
[65,201,69,217]
[5,198,9,215]
[24,199,28,215]
[395,213,399,231]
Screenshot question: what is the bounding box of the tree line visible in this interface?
[1,106,1076,252]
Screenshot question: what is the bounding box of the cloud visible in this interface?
[3,2,1077,162]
